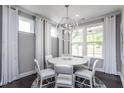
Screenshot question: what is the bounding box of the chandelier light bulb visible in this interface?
[57,5,78,41]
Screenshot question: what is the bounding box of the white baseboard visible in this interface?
[120,72,124,88]
[19,70,36,79]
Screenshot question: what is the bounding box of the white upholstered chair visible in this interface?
[45,55,53,68]
[80,56,91,70]
[34,59,56,88]
[54,64,74,88]
[75,60,99,88]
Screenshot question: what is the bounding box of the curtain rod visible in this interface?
[10,5,57,25]
[79,10,121,25]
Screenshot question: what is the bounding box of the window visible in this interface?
[71,22,103,58]
[51,26,57,38]
[71,29,83,56]
[86,24,103,58]
[19,16,34,33]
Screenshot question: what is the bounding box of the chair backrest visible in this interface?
[45,55,52,68]
[34,59,41,76]
[54,64,73,75]
[83,56,91,69]
[92,59,99,76]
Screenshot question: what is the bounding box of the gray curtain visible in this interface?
[35,18,52,69]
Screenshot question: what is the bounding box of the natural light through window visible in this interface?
[51,26,57,38]
[19,16,34,33]
[86,24,103,58]
[71,23,103,58]
[71,29,83,56]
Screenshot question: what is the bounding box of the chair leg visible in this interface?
[93,76,100,87]
[36,77,39,86]
[55,84,57,88]
[93,77,96,87]
[39,80,42,88]
[73,75,75,88]
[39,77,42,88]
[90,79,92,88]
[55,74,57,88]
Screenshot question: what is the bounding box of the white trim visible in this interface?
[119,72,124,88]
[19,70,36,79]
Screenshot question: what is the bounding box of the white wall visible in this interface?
[51,37,59,57]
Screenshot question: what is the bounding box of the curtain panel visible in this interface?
[58,29,63,56]
[35,18,52,69]
[0,6,19,86]
[44,20,52,56]
[35,17,44,69]
[103,15,117,75]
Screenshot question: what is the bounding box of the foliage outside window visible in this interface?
[71,23,103,58]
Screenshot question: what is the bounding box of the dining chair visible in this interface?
[80,56,91,70]
[45,55,53,68]
[54,64,74,88]
[74,59,99,88]
[34,59,56,88]
[74,56,91,72]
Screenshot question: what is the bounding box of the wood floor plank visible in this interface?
[0,71,123,88]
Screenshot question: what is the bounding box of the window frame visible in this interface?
[71,22,103,58]
[19,16,34,33]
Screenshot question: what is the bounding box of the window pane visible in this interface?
[94,44,102,54]
[72,43,82,56]
[71,23,103,58]
[87,43,94,54]
[87,34,94,43]
[86,23,103,58]
[87,53,94,57]
[72,29,83,43]
[19,16,34,33]
[94,54,102,58]
[51,26,57,37]
[19,20,31,33]
[93,31,103,42]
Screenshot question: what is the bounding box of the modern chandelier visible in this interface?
[57,5,78,41]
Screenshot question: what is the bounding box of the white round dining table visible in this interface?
[48,57,88,66]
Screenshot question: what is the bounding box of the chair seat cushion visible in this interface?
[75,69,92,79]
[40,68,55,79]
[56,74,73,86]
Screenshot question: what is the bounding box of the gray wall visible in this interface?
[0,6,2,81]
[51,37,59,57]
[121,8,124,86]
[121,63,124,80]
[116,14,121,72]
[18,32,35,74]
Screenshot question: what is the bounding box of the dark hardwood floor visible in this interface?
[0,71,123,88]
[0,74,36,88]
[96,71,123,88]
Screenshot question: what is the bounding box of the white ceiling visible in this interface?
[18,5,123,23]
